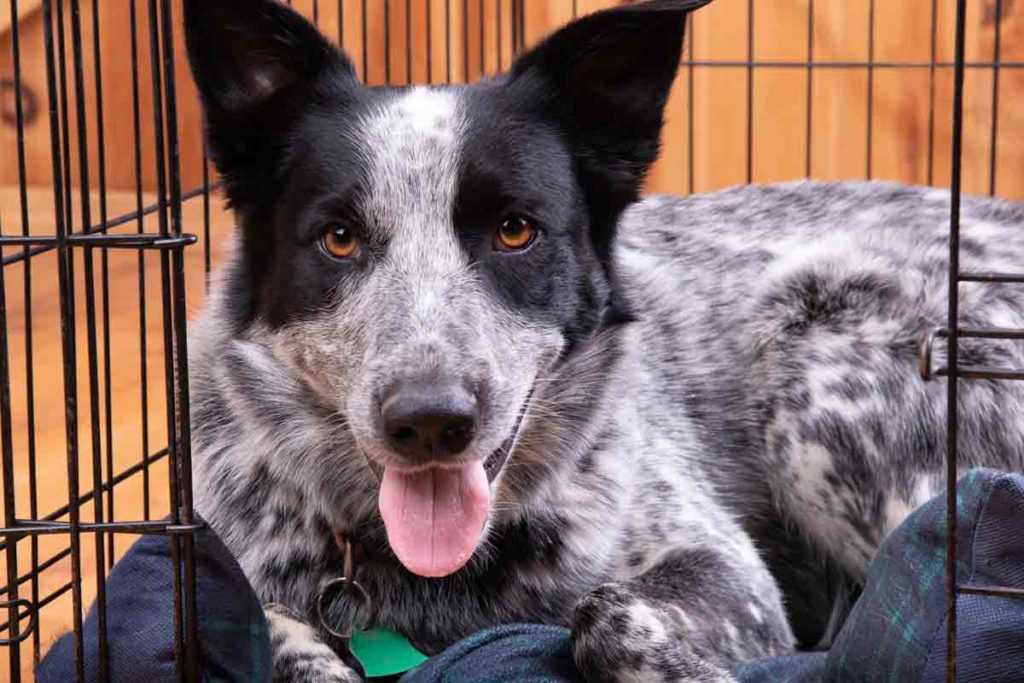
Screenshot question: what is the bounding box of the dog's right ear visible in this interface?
[184,0,359,207]
[506,0,709,266]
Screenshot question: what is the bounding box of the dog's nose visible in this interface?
[382,382,478,461]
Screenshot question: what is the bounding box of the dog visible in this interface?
[183,0,1024,680]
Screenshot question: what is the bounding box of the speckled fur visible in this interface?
[190,179,1024,681]
[184,2,1024,681]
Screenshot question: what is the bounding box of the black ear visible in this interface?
[184,0,358,208]
[507,0,710,262]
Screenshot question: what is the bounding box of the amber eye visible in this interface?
[494,215,537,252]
[322,225,360,259]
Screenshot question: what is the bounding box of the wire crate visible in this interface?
[0,1,1020,681]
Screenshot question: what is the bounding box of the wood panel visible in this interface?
[0,0,205,195]
[3,0,1022,197]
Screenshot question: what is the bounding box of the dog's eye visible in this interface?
[494,215,537,252]
[322,225,360,259]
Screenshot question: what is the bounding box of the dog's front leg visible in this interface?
[571,545,793,683]
[265,605,363,682]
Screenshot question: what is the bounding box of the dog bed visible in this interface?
[37,469,1024,682]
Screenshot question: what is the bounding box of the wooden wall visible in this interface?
[2,0,1022,202]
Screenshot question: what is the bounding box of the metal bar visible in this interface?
[865,0,875,179]
[55,0,73,273]
[0,186,213,268]
[954,366,1024,381]
[946,2,969,680]
[926,0,938,186]
[42,0,86,677]
[385,0,392,84]
[688,12,696,194]
[0,183,23,682]
[68,0,112,675]
[930,366,1024,381]
[65,234,197,249]
[426,0,433,82]
[678,60,1024,69]
[958,585,1024,599]
[446,0,452,82]
[959,271,1024,284]
[958,327,1024,340]
[158,0,200,677]
[202,144,211,281]
[745,0,753,184]
[462,0,469,82]
[143,2,188,678]
[362,0,368,81]
[406,0,412,82]
[0,234,197,249]
[92,0,117,571]
[0,519,203,538]
[988,0,1002,197]
[7,0,43,664]
[804,0,813,178]
[130,0,151,526]
[0,599,37,643]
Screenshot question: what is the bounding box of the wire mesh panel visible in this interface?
[919,2,1024,680]
[1,0,202,678]
[0,2,526,680]
[0,0,1020,681]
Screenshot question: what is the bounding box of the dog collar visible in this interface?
[318,531,428,677]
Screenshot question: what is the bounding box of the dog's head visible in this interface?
[186,0,706,578]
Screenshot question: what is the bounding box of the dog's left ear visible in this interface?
[184,0,359,210]
[507,0,710,261]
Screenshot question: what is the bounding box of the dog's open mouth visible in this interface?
[376,386,534,579]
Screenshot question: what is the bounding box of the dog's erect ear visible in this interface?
[184,0,354,117]
[507,0,710,261]
[184,0,358,207]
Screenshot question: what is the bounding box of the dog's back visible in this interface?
[618,180,1024,642]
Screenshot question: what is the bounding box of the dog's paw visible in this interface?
[274,654,362,683]
[265,605,363,682]
[571,583,733,683]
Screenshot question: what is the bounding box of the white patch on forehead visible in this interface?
[356,87,466,269]
[351,87,487,352]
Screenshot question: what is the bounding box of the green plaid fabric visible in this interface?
[824,469,1024,683]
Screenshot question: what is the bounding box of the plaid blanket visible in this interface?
[38,469,1024,682]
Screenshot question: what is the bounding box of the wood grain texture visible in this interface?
[3,1,1022,196]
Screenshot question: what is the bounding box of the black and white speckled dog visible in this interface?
[183,0,1024,680]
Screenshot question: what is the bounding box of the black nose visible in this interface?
[382,382,478,461]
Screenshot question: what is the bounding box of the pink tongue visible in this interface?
[378,462,490,578]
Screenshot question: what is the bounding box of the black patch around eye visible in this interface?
[451,88,612,355]
[249,96,387,329]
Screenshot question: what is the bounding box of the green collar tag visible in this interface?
[350,627,429,678]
